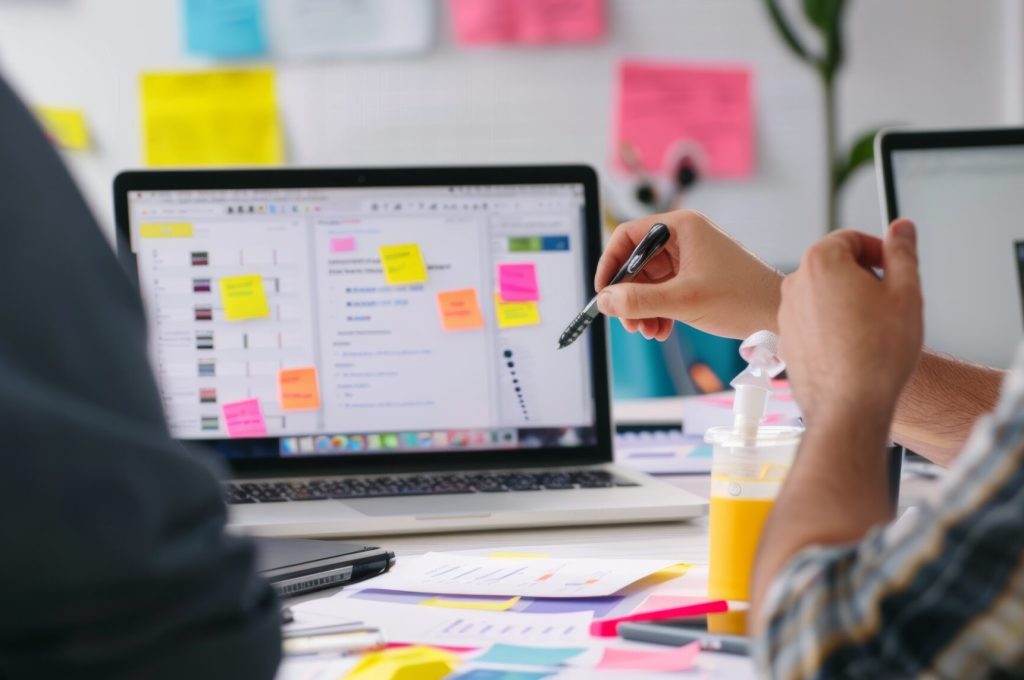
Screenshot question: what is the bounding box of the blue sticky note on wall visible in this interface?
[184,0,267,58]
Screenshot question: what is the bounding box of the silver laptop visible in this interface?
[114,166,706,538]
[877,128,1024,369]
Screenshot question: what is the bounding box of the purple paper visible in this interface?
[518,596,624,618]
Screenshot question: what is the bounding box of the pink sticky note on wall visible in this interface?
[615,60,754,179]
[597,641,701,672]
[497,263,539,301]
[450,0,604,45]
[331,236,356,253]
[222,398,267,438]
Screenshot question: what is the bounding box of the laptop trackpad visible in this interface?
[345,493,543,517]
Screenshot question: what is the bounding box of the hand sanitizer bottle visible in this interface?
[705,331,803,602]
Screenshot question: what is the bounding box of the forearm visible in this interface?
[750,415,893,633]
[892,350,1004,466]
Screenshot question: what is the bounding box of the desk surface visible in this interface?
[279,473,939,679]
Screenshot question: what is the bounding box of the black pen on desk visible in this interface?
[557,222,671,350]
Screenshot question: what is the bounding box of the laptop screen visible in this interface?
[887,142,1024,369]
[122,175,603,466]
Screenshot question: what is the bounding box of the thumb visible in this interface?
[883,218,920,295]
[597,281,678,319]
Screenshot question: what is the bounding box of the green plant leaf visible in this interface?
[764,0,814,62]
[835,128,881,189]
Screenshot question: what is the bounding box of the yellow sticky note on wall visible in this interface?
[379,244,428,285]
[494,294,540,328]
[140,68,283,167]
[219,274,270,321]
[36,107,90,150]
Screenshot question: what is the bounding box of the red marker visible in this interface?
[589,599,729,637]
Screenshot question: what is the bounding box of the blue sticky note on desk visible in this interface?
[475,643,586,667]
[450,670,555,680]
[184,0,267,58]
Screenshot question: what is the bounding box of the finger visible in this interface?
[652,318,674,341]
[620,317,641,333]
[597,280,679,319]
[595,219,652,290]
[821,229,885,270]
[882,218,920,295]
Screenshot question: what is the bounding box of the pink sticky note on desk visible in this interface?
[330,236,356,253]
[615,60,754,179]
[497,263,539,301]
[597,641,701,672]
[450,0,604,45]
[222,398,267,438]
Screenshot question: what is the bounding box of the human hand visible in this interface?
[778,219,923,428]
[594,210,783,341]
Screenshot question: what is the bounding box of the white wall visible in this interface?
[0,0,1017,268]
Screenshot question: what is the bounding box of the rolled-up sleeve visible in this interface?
[755,345,1024,679]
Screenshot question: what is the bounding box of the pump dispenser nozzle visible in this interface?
[731,331,786,441]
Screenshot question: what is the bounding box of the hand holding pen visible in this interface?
[558,222,671,348]
[561,211,787,347]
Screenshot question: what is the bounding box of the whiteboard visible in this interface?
[0,0,1016,270]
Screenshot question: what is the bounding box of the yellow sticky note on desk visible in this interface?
[346,645,458,680]
[36,107,90,150]
[379,244,428,285]
[421,595,520,611]
[219,274,270,321]
[140,68,283,167]
[494,294,540,328]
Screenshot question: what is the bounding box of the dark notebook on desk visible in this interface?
[255,538,394,598]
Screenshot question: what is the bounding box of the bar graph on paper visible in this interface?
[366,553,677,598]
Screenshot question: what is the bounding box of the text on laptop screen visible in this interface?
[126,183,597,458]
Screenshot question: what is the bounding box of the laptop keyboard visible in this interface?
[224,470,639,504]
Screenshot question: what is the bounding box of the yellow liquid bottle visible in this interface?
[705,425,802,602]
[708,497,775,601]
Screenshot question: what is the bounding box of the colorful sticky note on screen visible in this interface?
[35,107,90,150]
[437,289,485,331]
[219,274,270,321]
[183,0,267,58]
[494,294,540,328]
[279,367,320,410]
[222,398,267,438]
[450,0,605,45]
[140,68,283,167]
[615,60,754,178]
[380,244,428,285]
[139,223,194,239]
[497,263,539,302]
[330,236,357,253]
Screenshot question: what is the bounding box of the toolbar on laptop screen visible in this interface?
[126,183,597,458]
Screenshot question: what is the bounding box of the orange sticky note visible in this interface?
[616,60,754,178]
[279,367,320,410]
[450,0,605,45]
[437,289,485,331]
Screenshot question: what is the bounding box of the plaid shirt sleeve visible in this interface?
[754,344,1024,680]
